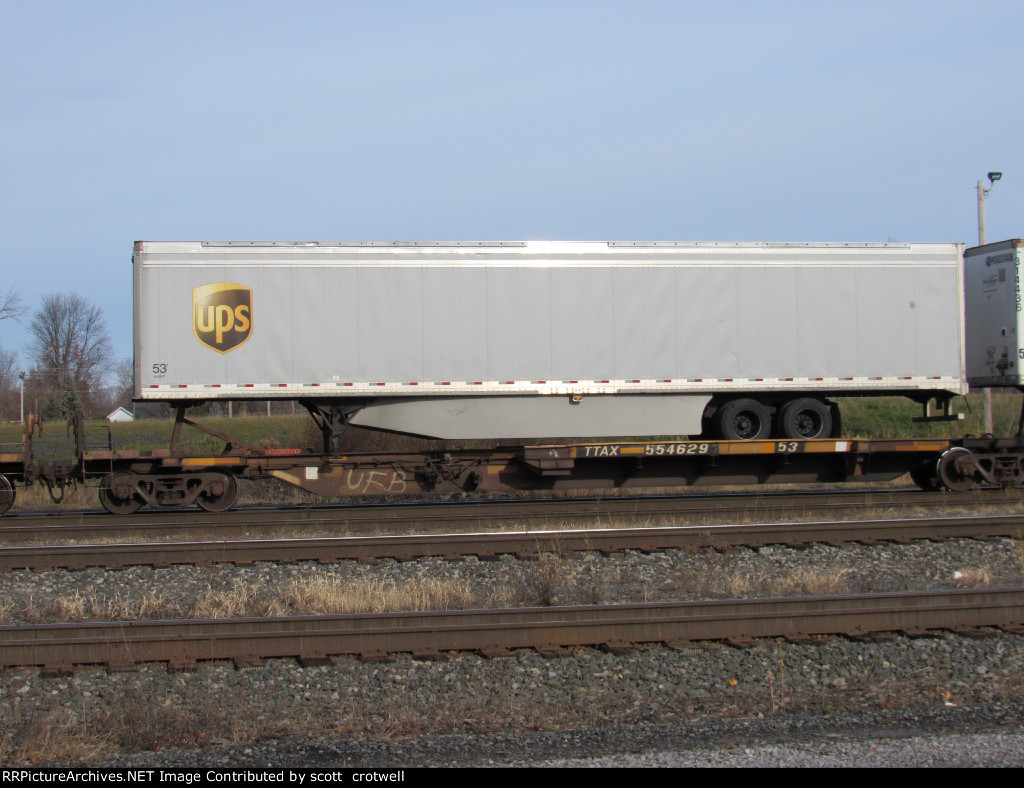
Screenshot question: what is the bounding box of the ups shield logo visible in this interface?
[193,283,253,353]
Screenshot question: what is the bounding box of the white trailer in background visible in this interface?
[134,240,967,447]
[964,239,1024,388]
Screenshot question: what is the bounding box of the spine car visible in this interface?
[7,238,1024,515]
[134,240,967,445]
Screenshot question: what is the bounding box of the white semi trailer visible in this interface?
[134,240,967,445]
[964,239,1024,388]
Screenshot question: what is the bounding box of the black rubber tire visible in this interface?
[713,398,771,440]
[829,401,843,438]
[775,398,833,440]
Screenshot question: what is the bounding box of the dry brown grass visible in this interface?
[282,575,478,614]
[16,575,500,625]
[517,538,637,606]
[189,574,483,619]
[0,714,109,766]
[771,568,852,596]
[1,680,576,765]
[190,578,274,619]
[523,550,576,606]
[723,573,757,598]
[671,565,857,600]
[46,591,168,622]
[9,481,96,512]
[0,671,585,763]
[0,691,298,766]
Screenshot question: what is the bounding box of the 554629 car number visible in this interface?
[644,443,717,456]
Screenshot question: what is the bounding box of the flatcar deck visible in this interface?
[70,436,1020,511]
[2,433,1019,515]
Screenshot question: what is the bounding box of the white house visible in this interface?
[107,407,134,423]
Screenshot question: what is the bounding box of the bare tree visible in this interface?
[0,345,19,421]
[0,289,25,323]
[113,357,134,409]
[1,295,26,419]
[27,293,114,419]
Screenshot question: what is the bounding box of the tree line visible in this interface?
[0,288,130,423]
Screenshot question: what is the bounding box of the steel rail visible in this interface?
[1,513,1023,571]
[2,487,1020,544]
[1,589,1022,670]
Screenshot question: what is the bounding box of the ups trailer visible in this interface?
[134,240,967,448]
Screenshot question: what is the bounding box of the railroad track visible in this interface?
[2,589,1021,670]
[3,486,1021,545]
[3,512,1024,570]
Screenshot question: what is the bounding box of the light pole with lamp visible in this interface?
[978,172,1001,247]
[978,171,1002,434]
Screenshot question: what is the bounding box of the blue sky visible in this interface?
[1,0,1022,366]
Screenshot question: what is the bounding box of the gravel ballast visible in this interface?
[0,537,1021,621]
[1,534,1023,766]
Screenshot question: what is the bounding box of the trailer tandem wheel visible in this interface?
[775,398,833,440]
[713,398,771,440]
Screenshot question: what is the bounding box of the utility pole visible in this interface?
[977,180,988,247]
[978,172,1002,434]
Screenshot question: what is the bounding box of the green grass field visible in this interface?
[839,392,1022,439]
[0,414,313,459]
[1,393,1021,456]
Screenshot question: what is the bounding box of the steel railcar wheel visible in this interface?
[0,475,14,515]
[936,447,979,492]
[98,473,145,515]
[196,472,239,513]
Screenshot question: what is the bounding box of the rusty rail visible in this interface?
[2,486,1019,545]
[2,589,1023,670]
[2,513,1024,571]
